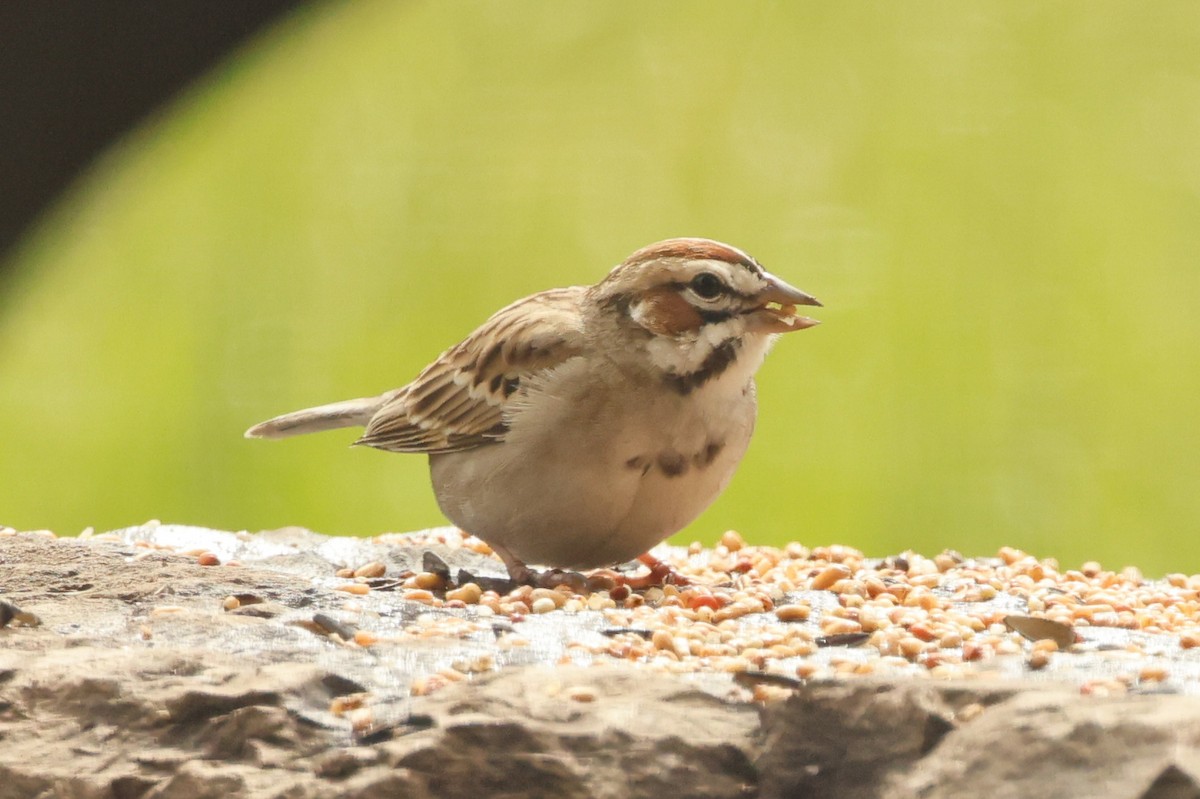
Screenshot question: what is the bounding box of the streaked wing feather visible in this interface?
[355,287,586,454]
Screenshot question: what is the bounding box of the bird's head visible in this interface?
[590,238,821,391]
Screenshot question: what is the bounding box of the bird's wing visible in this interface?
[355,286,587,454]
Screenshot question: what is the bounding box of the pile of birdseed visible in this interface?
[8,523,1200,702]
[289,526,1200,699]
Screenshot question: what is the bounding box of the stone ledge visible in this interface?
[1,526,1198,798]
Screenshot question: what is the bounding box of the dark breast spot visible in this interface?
[656,450,689,478]
[625,454,652,475]
[694,439,726,468]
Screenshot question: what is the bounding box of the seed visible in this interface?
[336,583,370,596]
[811,565,852,590]
[720,530,746,551]
[784,542,809,559]
[1139,665,1168,682]
[329,694,368,716]
[1080,679,1128,697]
[939,631,963,649]
[909,573,941,589]
[820,617,863,636]
[933,553,957,572]
[414,571,445,590]
[503,601,530,616]
[347,708,373,735]
[1031,639,1060,654]
[774,604,810,623]
[530,588,567,608]
[587,594,615,611]
[795,662,820,680]
[354,561,386,579]
[464,537,493,555]
[531,597,557,614]
[409,676,442,697]
[566,686,597,702]
[898,636,925,659]
[909,622,936,642]
[957,703,985,722]
[683,592,721,612]
[196,552,219,566]
[446,583,483,604]
[652,629,676,654]
[222,596,240,611]
[998,546,1026,565]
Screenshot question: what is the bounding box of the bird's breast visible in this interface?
[429,360,758,569]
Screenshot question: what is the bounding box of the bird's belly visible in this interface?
[428,394,753,569]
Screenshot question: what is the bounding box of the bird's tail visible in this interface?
[244,397,382,440]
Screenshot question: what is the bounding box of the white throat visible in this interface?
[642,325,775,396]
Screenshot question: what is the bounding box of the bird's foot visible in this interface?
[491,542,592,592]
[629,552,691,588]
[534,568,590,593]
[599,553,691,590]
[492,543,687,594]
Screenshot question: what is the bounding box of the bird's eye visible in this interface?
[689,272,724,300]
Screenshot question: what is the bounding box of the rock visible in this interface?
[2,526,1200,798]
[890,689,1200,799]
[756,680,968,798]
[381,666,759,799]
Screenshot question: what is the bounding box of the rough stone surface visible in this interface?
[2,526,1200,798]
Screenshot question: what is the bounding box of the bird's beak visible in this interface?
[747,272,822,334]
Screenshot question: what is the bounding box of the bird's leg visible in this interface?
[491,542,538,585]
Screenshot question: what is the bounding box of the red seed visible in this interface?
[687,594,722,611]
[909,622,937,642]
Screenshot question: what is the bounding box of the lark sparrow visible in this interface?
[246,238,821,586]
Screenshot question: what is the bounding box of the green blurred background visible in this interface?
[2,1,1198,574]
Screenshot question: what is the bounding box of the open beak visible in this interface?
[747,273,822,334]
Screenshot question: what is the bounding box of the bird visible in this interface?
[246,238,821,588]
